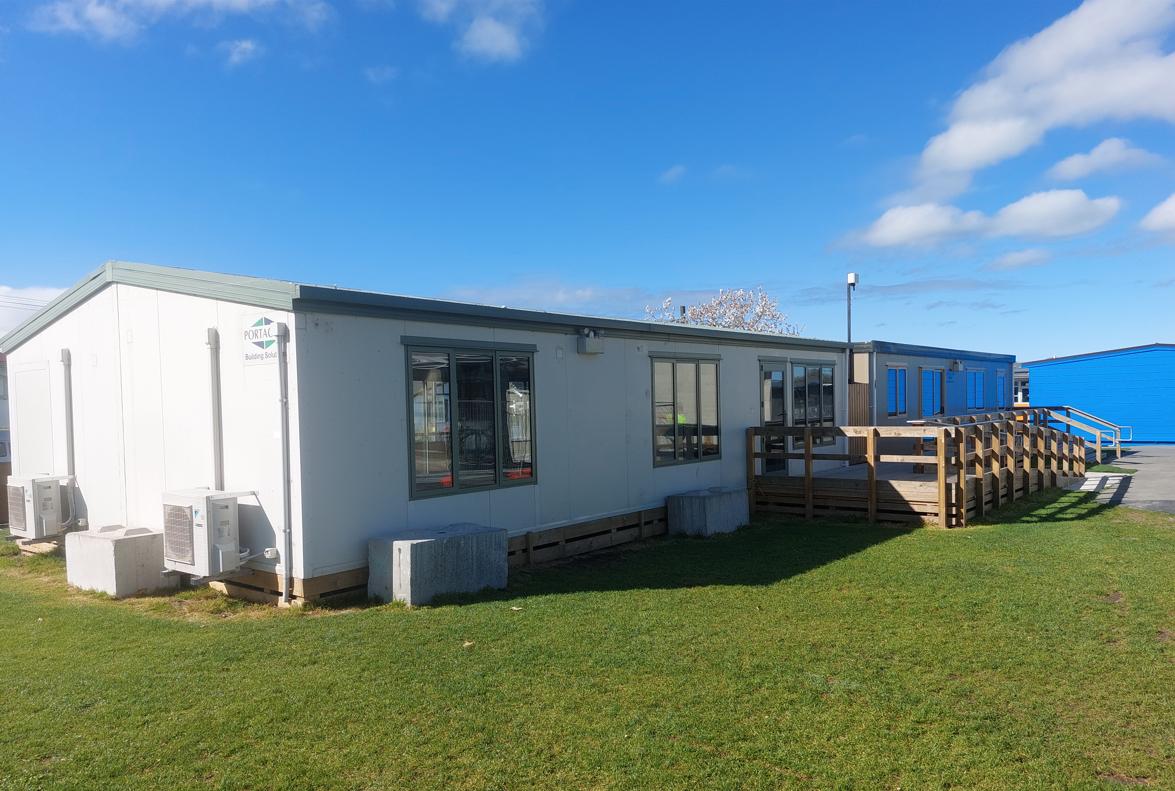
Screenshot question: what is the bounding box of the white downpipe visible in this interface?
[275,323,294,605]
[60,348,79,528]
[207,328,225,491]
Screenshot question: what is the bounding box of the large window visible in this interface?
[409,346,535,497]
[966,370,985,410]
[793,363,836,447]
[653,358,720,465]
[921,369,943,417]
[886,367,907,416]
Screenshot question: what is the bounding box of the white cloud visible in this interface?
[986,248,1052,270]
[28,0,331,43]
[1140,192,1175,233]
[905,0,1175,200]
[417,0,542,63]
[658,164,686,185]
[0,286,65,336]
[990,189,1120,238]
[363,64,398,84]
[220,37,262,66]
[861,203,985,247]
[861,189,1119,248]
[1048,138,1163,180]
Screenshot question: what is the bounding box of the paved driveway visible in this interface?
[1078,445,1175,514]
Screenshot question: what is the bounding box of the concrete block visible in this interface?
[368,523,508,606]
[65,526,179,598]
[667,487,750,537]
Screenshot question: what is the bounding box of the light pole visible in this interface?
[846,272,858,382]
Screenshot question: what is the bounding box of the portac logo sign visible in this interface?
[243,316,280,366]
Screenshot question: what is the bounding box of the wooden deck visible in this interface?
[747,409,1087,527]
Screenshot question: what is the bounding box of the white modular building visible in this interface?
[1,262,851,600]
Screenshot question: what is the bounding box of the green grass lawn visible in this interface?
[2,489,1173,790]
[1087,465,1139,474]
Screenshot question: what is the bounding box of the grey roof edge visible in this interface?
[0,264,111,353]
[294,285,852,350]
[2,259,850,354]
[853,340,1016,363]
[1022,342,1175,366]
[0,261,299,353]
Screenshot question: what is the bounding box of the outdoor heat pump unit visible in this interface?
[6,475,67,540]
[162,489,241,579]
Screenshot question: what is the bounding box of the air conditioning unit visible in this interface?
[7,475,66,540]
[162,489,240,578]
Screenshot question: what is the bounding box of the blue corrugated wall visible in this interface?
[1026,346,1175,443]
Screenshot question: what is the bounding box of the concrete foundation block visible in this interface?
[65,526,179,598]
[667,487,750,537]
[368,523,508,606]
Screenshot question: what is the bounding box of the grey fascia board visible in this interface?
[0,261,300,354]
[109,261,297,310]
[0,264,110,353]
[858,340,1015,363]
[295,285,848,352]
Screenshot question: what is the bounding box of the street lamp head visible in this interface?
[846,272,859,288]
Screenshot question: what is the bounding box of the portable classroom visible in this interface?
[0,262,851,599]
[1023,344,1175,443]
[852,341,1016,426]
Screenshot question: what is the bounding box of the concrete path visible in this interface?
[1069,445,1175,514]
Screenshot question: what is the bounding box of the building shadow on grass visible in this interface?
[438,518,913,604]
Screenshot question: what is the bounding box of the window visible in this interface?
[995,371,1008,408]
[966,370,985,410]
[652,358,720,465]
[408,346,535,497]
[886,367,907,416]
[920,369,943,417]
[792,363,836,447]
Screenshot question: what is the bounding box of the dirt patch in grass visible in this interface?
[1098,771,1152,786]
[1100,591,1125,604]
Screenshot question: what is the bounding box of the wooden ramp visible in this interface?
[747,410,1087,527]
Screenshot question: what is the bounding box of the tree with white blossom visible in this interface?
[644,287,801,335]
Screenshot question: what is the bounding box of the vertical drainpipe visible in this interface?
[60,348,78,527]
[60,349,75,477]
[275,323,293,605]
[207,329,225,491]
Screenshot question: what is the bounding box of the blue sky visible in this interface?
[1,0,1173,360]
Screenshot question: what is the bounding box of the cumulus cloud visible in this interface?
[658,164,687,185]
[1048,138,1163,180]
[219,37,262,66]
[860,189,1119,248]
[28,0,332,43]
[904,0,1175,201]
[418,0,542,63]
[1140,192,1175,234]
[989,190,1120,238]
[985,248,1052,271]
[0,286,65,335]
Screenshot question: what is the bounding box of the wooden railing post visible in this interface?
[956,426,968,528]
[1037,427,1047,491]
[803,429,814,519]
[866,428,878,522]
[974,426,987,519]
[936,427,949,527]
[1025,424,1036,493]
[1095,432,1102,465]
[1009,420,1020,502]
[990,425,1002,510]
[1078,437,1086,475]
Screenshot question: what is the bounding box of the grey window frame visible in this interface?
[406,342,538,500]
[651,355,722,467]
[790,360,838,448]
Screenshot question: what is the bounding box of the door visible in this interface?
[761,364,788,474]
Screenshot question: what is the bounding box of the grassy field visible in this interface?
[1,489,1172,790]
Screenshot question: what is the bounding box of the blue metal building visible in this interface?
[1023,344,1175,444]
